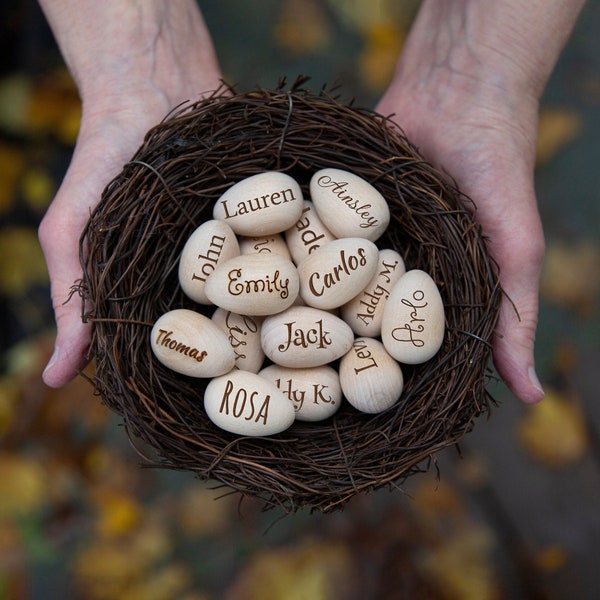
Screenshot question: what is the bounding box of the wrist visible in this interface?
[391,0,585,106]
[39,0,221,107]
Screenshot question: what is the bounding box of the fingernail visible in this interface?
[43,346,59,378]
[528,366,545,399]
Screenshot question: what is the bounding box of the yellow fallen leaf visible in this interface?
[534,544,568,573]
[0,227,49,295]
[73,519,173,599]
[327,0,418,32]
[20,167,56,213]
[0,453,48,519]
[274,0,331,55]
[518,388,589,469]
[91,489,143,538]
[120,564,193,600]
[540,240,600,316]
[536,107,582,166]
[358,23,404,93]
[417,525,501,600]
[26,70,81,143]
[0,71,80,143]
[84,446,142,492]
[226,539,354,600]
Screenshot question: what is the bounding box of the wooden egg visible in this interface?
[341,248,406,337]
[309,168,390,241]
[213,171,304,236]
[381,269,445,364]
[212,308,265,373]
[297,238,379,310]
[238,233,291,260]
[261,306,354,368]
[339,337,404,414]
[178,219,240,304]
[204,252,299,316]
[259,364,342,422]
[285,200,336,265]
[150,309,235,377]
[204,370,295,436]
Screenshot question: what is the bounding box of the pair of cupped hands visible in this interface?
[37,0,585,403]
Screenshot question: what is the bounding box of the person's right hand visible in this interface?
[38,0,222,387]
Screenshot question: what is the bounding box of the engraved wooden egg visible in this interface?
[212,308,265,373]
[285,200,336,265]
[339,337,404,414]
[204,252,299,316]
[178,219,240,304]
[261,305,354,368]
[259,364,342,422]
[297,238,379,310]
[238,233,291,260]
[213,171,304,236]
[309,167,390,241]
[341,248,406,337]
[150,309,235,378]
[204,370,295,436]
[381,269,445,364]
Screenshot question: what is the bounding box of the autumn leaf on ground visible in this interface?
[0,70,80,144]
[0,227,49,295]
[358,23,404,93]
[0,453,48,519]
[225,539,356,600]
[90,489,143,538]
[115,564,194,600]
[20,166,56,213]
[540,240,600,316]
[273,0,331,56]
[327,0,419,32]
[26,70,81,145]
[517,388,590,469]
[417,525,502,600]
[533,544,569,574]
[72,518,174,600]
[536,107,582,166]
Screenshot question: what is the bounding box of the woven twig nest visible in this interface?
[80,79,502,512]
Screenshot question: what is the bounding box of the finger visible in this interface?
[489,219,546,404]
[469,162,546,404]
[38,122,132,387]
[39,199,92,388]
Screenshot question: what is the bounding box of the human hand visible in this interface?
[376,0,585,403]
[38,0,222,387]
[377,83,545,404]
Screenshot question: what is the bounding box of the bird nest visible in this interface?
[79,79,502,512]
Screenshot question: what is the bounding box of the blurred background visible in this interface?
[0,1,599,598]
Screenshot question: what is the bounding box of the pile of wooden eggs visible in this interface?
[151,169,445,436]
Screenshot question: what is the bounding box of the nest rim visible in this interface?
[80,78,502,513]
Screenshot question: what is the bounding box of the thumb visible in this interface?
[38,191,92,387]
[477,169,546,404]
[490,227,546,404]
[38,120,133,388]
